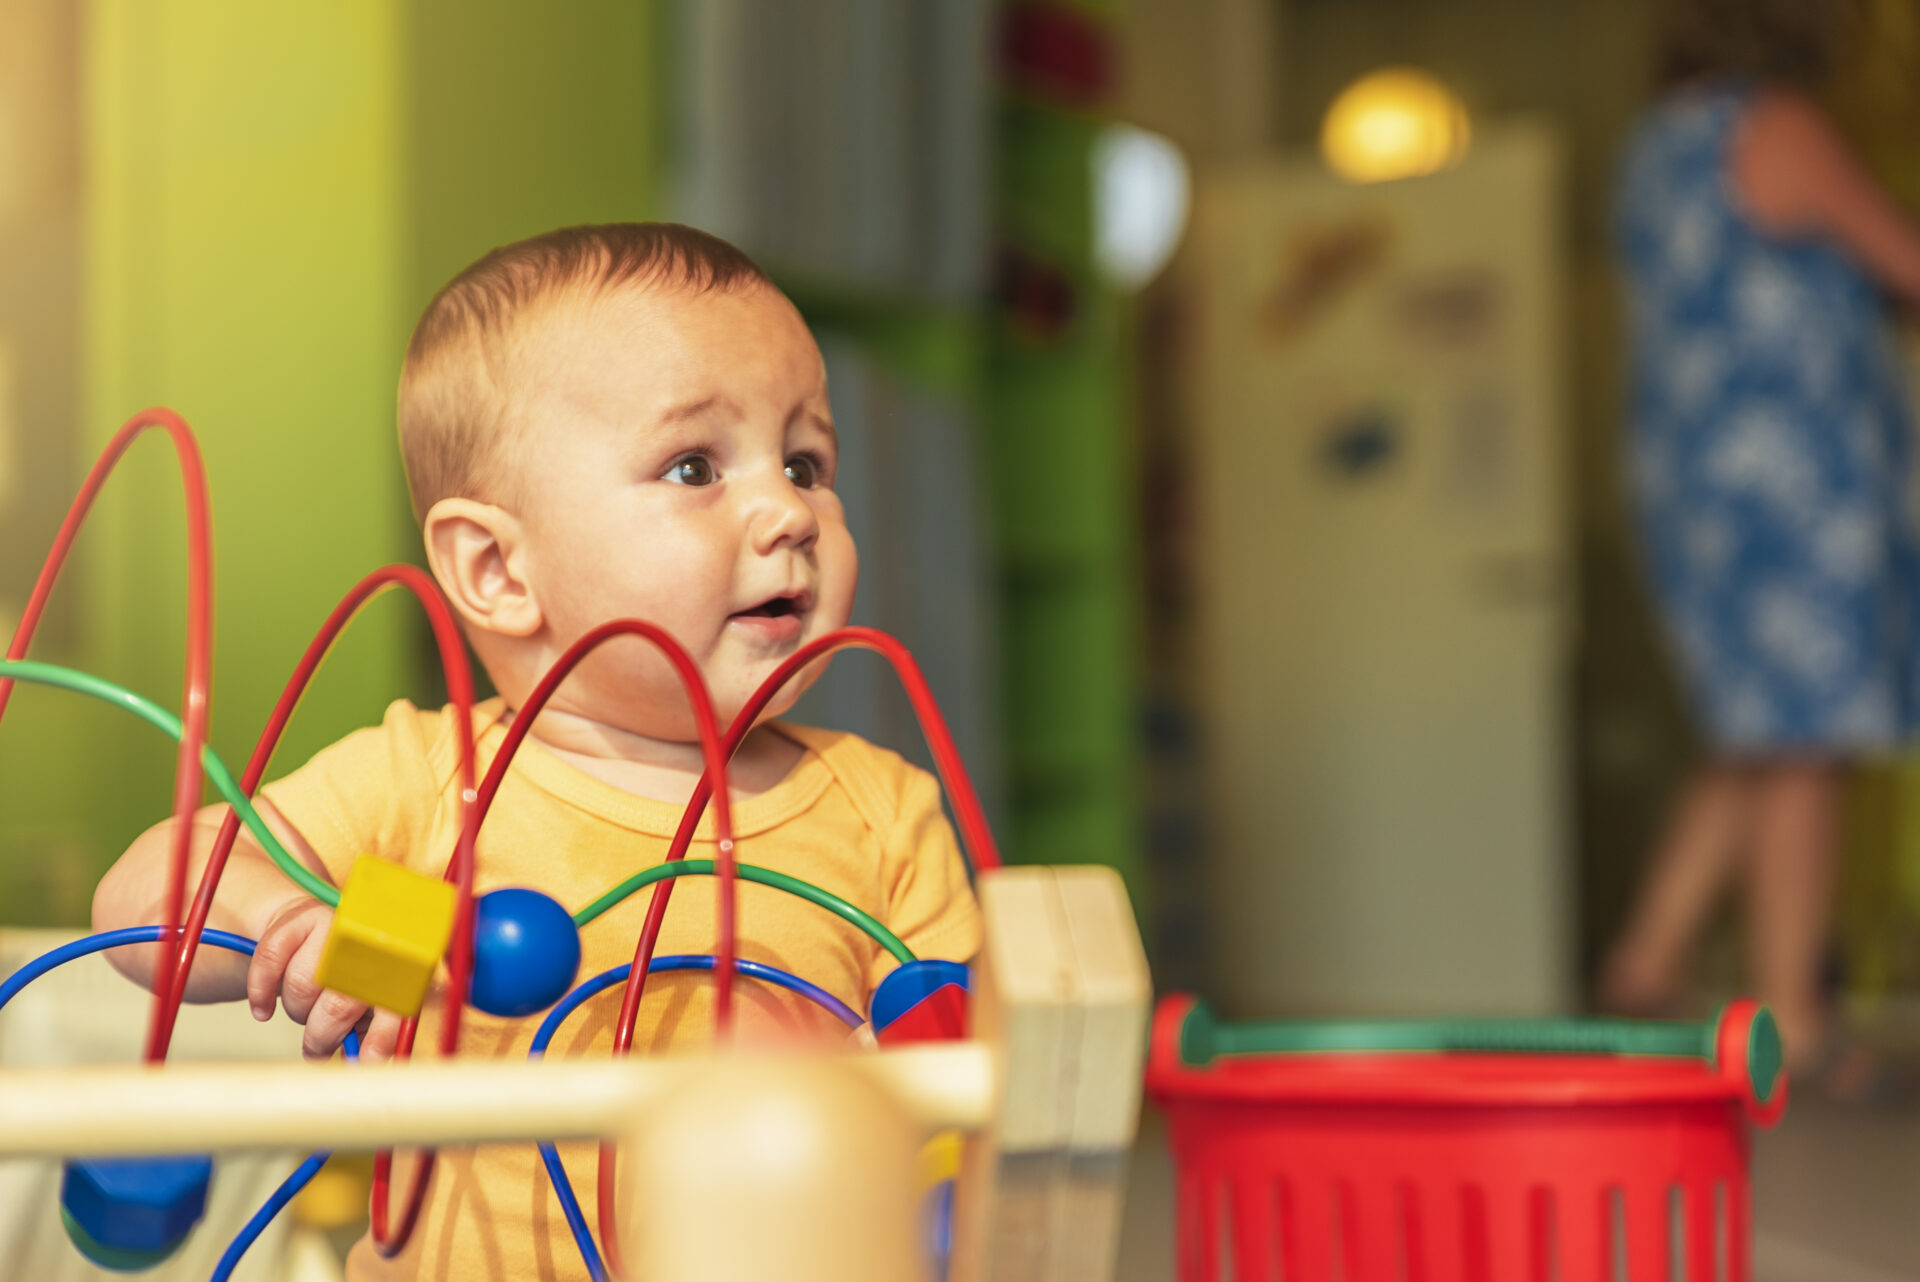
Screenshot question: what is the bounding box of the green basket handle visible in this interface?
[1178,998,1785,1117]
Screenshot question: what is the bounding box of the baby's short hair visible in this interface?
[399,222,770,522]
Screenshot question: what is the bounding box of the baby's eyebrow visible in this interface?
[789,403,837,448]
[658,394,733,425]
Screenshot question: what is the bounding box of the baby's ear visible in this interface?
[423,498,543,638]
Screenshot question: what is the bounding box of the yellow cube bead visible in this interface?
[315,856,457,1017]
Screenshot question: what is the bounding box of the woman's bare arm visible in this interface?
[1733,89,1920,303]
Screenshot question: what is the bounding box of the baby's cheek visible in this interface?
[817,528,859,628]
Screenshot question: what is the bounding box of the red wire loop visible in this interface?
[465,619,740,1029]
[593,624,1000,1268]
[358,572,478,1259]
[0,409,214,1067]
[105,557,478,1256]
[150,565,452,1056]
[461,620,737,1281]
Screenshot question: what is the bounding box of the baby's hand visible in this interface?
[248,898,404,1062]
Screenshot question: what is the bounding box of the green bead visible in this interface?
[61,1205,182,1273]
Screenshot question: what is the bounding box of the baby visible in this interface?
[91,223,982,1280]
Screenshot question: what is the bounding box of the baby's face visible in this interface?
[510,281,856,739]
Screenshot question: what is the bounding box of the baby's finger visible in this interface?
[357,1010,405,1064]
[276,927,332,1026]
[301,989,369,1061]
[246,909,312,1022]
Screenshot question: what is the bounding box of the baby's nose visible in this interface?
[751,481,819,551]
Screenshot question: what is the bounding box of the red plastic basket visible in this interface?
[1145,994,1788,1282]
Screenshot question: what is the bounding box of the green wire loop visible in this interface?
[574,859,915,963]
[0,659,340,907]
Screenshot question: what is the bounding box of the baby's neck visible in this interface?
[502,704,806,807]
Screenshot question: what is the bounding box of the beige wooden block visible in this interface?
[952,865,1152,1282]
[1058,1151,1133,1282]
[1049,866,1151,1282]
[977,867,1080,1152]
[952,867,1072,1282]
[1053,865,1152,1152]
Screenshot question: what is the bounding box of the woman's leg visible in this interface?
[1746,757,1844,1069]
[1601,763,1753,1013]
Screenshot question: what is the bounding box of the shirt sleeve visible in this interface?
[866,764,984,994]
[257,700,442,885]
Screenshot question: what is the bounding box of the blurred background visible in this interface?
[2,0,1919,1277]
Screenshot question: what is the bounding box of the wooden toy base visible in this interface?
[0,866,1152,1282]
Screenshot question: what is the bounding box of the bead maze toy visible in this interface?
[0,409,1155,1282]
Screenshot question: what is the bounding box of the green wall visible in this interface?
[989,69,1142,904]
[0,2,660,924]
[404,0,662,321]
[0,0,1143,927]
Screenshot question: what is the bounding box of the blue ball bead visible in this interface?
[470,887,582,1018]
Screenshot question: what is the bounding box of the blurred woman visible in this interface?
[1603,0,1920,1074]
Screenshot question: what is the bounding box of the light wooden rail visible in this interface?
[0,1043,994,1158]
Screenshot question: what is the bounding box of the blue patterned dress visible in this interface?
[1618,81,1920,753]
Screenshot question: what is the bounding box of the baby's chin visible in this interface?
[588,680,808,745]
[716,675,810,734]
[523,634,834,741]
[749,657,830,719]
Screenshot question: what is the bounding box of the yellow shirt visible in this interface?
[260,698,982,1282]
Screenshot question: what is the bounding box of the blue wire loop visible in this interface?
[530,955,866,1281]
[0,926,359,1282]
[211,1148,337,1282]
[0,926,257,1014]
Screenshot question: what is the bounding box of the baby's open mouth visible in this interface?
[733,594,804,619]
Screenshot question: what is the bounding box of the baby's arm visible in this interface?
[866,765,984,998]
[91,802,404,1060]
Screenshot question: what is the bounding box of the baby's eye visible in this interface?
[663,455,716,486]
[785,455,821,489]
